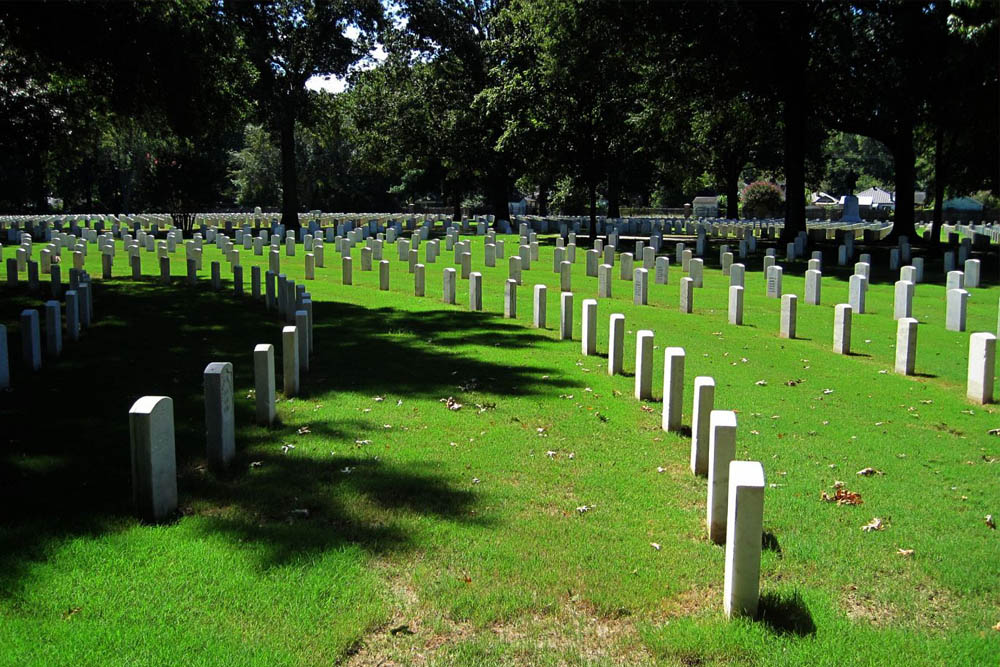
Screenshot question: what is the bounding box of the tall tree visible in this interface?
[228,0,382,229]
[394,0,516,222]
[814,1,956,241]
[488,0,642,238]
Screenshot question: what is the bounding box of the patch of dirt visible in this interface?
[345,567,659,665]
[659,585,718,619]
[841,583,959,632]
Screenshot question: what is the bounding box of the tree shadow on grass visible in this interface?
[756,590,816,636]
[0,280,559,593]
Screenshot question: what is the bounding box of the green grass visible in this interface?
[1,231,997,665]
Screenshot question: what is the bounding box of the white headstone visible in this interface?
[204,362,235,471]
[723,460,765,618]
[635,330,655,400]
[691,376,715,476]
[662,347,685,432]
[895,317,918,376]
[780,294,797,339]
[707,410,737,544]
[582,299,597,355]
[833,304,852,355]
[560,292,573,340]
[967,332,996,404]
[282,326,299,396]
[254,344,276,426]
[129,396,177,523]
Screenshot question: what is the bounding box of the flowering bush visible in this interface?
[741,181,784,218]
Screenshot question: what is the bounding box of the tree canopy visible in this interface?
[0,0,995,240]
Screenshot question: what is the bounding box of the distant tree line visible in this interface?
[0,0,995,244]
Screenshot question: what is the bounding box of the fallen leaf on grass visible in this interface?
[823,389,834,395]
[755,380,768,386]
[546,450,557,458]
[821,488,863,506]
[281,443,295,454]
[576,505,592,514]
[993,621,1000,632]
[856,467,884,477]
[297,426,311,435]
[641,405,654,413]
[861,517,885,532]
[650,542,661,551]
[439,397,462,411]
[897,548,914,556]
[62,607,82,620]
[373,396,384,402]
[656,466,666,473]
[471,477,480,484]
[474,402,496,413]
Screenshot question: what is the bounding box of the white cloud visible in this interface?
[305,30,387,95]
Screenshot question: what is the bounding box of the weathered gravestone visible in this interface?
[204,362,235,471]
[129,396,177,523]
[635,331,655,400]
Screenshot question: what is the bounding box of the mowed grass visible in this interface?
[0,231,998,665]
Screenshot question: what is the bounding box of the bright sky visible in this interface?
[305,25,388,95]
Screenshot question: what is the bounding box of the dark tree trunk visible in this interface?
[726,163,741,220]
[781,90,805,240]
[538,185,549,216]
[452,194,462,222]
[779,5,806,242]
[607,170,621,219]
[32,138,47,212]
[279,107,300,231]
[588,181,597,243]
[889,121,916,241]
[487,171,509,223]
[930,126,945,248]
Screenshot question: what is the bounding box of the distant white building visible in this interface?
[839,188,926,211]
[811,192,838,206]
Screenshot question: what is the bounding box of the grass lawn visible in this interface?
[1,230,998,665]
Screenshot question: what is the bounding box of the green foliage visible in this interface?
[547,176,589,216]
[819,132,894,195]
[229,124,282,208]
[740,181,784,218]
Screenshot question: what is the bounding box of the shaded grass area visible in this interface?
[0,232,998,665]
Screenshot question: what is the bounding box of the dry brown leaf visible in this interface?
[861,517,885,532]
[821,488,863,506]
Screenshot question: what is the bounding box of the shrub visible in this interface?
[741,181,784,218]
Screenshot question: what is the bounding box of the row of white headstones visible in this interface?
[115,227,774,618]
[6,224,995,619]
